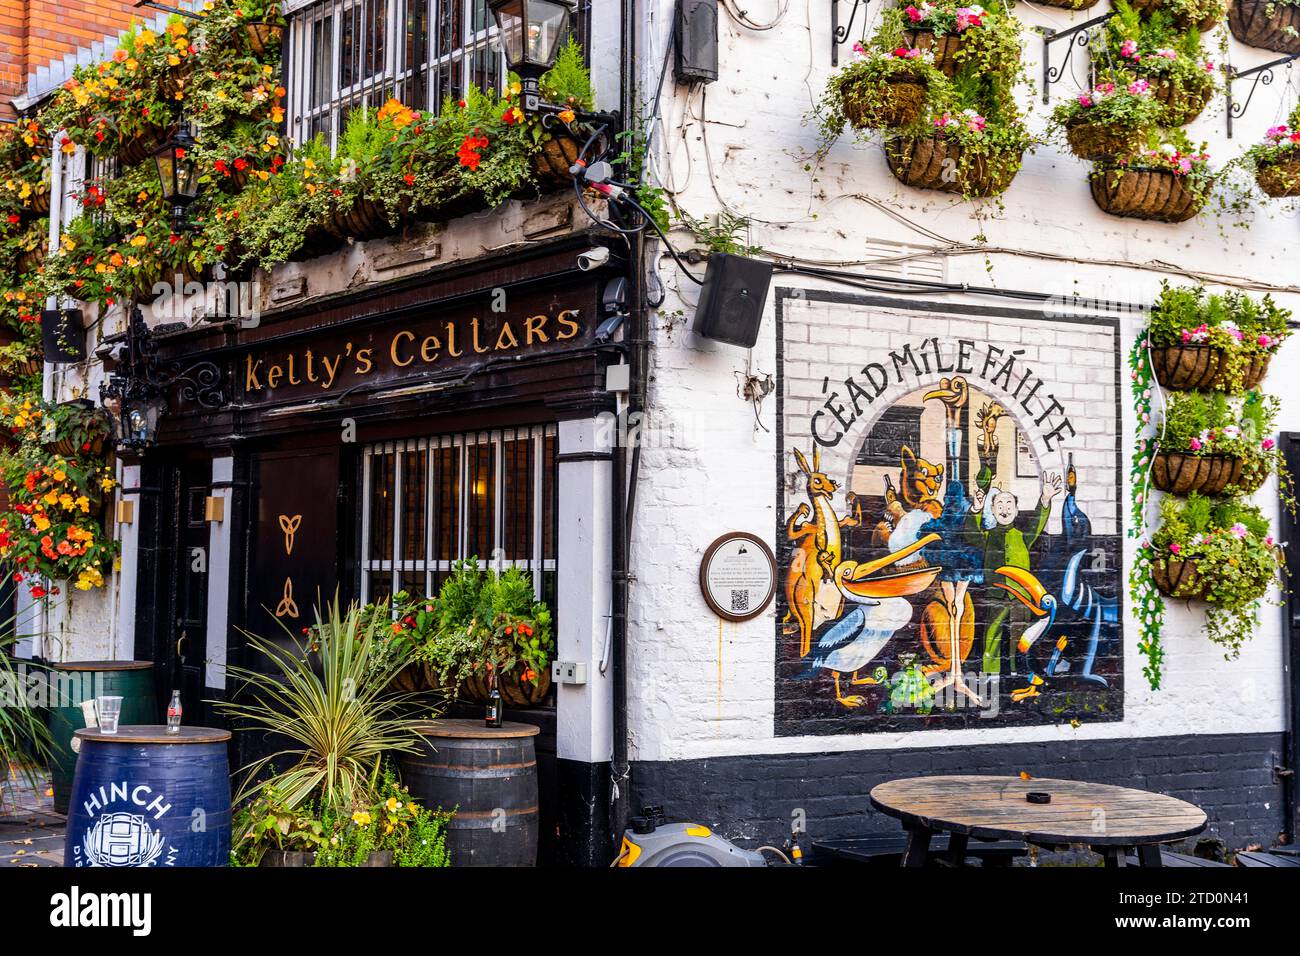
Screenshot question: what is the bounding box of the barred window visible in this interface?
[360,425,558,606]
[286,0,590,150]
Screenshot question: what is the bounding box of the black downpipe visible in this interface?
[608,0,640,847]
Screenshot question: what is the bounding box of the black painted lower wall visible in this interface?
[630,732,1289,853]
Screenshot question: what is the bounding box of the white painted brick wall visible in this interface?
[628,1,1300,762]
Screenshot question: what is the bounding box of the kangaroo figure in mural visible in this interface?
[785,447,861,658]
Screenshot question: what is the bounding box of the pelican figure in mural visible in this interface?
[800,534,941,708]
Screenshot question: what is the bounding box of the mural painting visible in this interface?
[776,294,1123,734]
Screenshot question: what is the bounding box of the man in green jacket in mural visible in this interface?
[968,473,1062,674]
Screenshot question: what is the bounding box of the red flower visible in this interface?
[30,585,46,599]
[403,173,415,185]
[5,214,17,225]
[457,133,489,170]
[233,157,248,171]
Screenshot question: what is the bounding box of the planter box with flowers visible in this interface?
[1143,281,1290,391]
[1240,109,1300,198]
[1229,0,1300,54]
[1106,1,1219,127]
[1149,495,1283,657]
[1089,133,1213,222]
[1052,79,1165,161]
[1151,390,1288,496]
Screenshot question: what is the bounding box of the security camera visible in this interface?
[577,246,613,271]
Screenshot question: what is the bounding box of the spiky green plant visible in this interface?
[0,611,52,804]
[219,597,425,815]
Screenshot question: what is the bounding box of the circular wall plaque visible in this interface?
[699,532,777,622]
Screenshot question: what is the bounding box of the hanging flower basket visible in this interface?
[1255,154,1300,197]
[130,262,212,305]
[1129,0,1222,30]
[532,135,583,189]
[46,434,106,458]
[1089,166,1203,222]
[902,29,967,76]
[1149,343,1272,390]
[1033,0,1102,7]
[842,73,930,129]
[885,135,1020,196]
[14,246,42,275]
[1149,77,1213,126]
[244,21,285,58]
[27,187,50,217]
[1151,556,1209,599]
[1065,119,1147,161]
[460,664,552,708]
[1229,0,1300,55]
[322,194,402,242]
[118,125,168,167]
[1151,451,1245,495]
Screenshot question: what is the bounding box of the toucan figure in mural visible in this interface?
[992,565,1061,703]
[799,534,941,708]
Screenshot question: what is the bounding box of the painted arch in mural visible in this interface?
[775,292,1124,735]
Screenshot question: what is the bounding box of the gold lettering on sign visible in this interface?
[391,330,416,367]
[279,514,302,555]
[276,578,299,619]
[355,348,374,374]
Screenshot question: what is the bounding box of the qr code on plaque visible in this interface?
[730,589,750,613]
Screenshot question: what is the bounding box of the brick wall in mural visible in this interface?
[776,291,1124,735]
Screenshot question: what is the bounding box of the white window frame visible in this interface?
[360,424,557,603]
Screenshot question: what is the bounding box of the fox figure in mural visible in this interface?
[785,447,861,658]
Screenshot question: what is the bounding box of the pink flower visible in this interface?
[1189,437,1203,451]
[1077,94,1094,107]
[905,5,924,22]
[1127,79,1150,95]
[1120,39,1138,58]
[1230,523,1248,539]
[1263,438,1276,451]
[1204,61,1215,72]
[1169,543,1181,554]
[853,41,867,55]
[1266,536,1275,547]
[892,46,921,59]
[1156,48,1177,59]
[1259,334,1274,348]
[1265,125,1289,142]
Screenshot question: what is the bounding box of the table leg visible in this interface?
[1099,847,1126,868]
[945,832,969,867]
[1136,844,1164,868]
[901,826,933,868]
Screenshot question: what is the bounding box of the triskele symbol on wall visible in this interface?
[276,577,299,619]
[279,514,302,555]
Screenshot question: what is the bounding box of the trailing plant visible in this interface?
[1104,2,1218,125]
[0,120,51,224]
[1158,389,1292,498]
[822,44,947,137]
[1050,78,1165,159]
[679,209,762,256]
[1150,493,1284,657]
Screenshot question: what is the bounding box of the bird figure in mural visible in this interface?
[785,447,861,658]
[916,376,984,706]
[799,534,940,708]
[994,565,1061,703]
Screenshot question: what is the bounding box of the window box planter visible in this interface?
[1149,342,1272,390]
[1089,166,1203,222]
[460,664,552,708]
[842,72,930,129]
[885,135,1020,196]
[1229,0,1300,55]
[1151,450,1245,495]
[322,194,403,243]
[1129,0,1222,30]
[901,28,967,76]
[1151,555,1208,599]
[1065,118,1148,161]
[1255,154,1300,196]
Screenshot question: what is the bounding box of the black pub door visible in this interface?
[136,457,211,725]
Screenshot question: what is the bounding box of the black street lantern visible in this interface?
[99,304,225,455]
[489,0,574,110]
[153,120,200,229]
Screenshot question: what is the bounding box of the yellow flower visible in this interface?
[33,514,50,532]
[351,811,372,826]
[42,490,58,506]
[76,496,90,512]
[266,135,279,147]
[125,58,139,71]
[386,797,399,812]
[168,54,180,66]
[139,29,156,46]
[130,234,149,247]
[53,469,65,482]
[559,109,576,125]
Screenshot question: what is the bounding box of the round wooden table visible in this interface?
[870,775,1208,867]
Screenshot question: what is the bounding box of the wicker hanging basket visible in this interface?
[902,29,967,76]
[841,73,929,130]
[27,187,50,216]
[323,194,401,242]
[1089,166,1203,222]
[460,665,552,708]
[1255,155,1300,197]
[1065,119,1147,161]
[245,21,285,58]
[1229,0,1300,54]
[1129,0,1222,30]
[1149,343,1271,390]
[885,135,1020,196]
[1151,556,1209,599]
[1151,451,1245,495]
[1230,352,1272,390]
[532,135,583,189]
[118,125,167,167]
[1148,76,1213,126]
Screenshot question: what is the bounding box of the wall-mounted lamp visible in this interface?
[204,495,225,523]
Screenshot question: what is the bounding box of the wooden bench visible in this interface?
[1235,850,1300,867]
[812,833,1028,868]
[1123,848,1229,867]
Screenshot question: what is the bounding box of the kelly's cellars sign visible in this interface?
[237,296,591,405]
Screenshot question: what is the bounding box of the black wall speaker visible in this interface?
[692,253,773,349]
[675,0,719,84]
[41,307,86,364]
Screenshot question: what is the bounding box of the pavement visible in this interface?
[0,766,65,867]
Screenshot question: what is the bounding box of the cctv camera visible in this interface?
[577,246,612,271]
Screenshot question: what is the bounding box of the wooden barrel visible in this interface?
[399,719,540,867]
[46,661,156,814]
[64,726,232,867]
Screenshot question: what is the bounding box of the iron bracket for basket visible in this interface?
[832,0,871,66]
[1039,12,1116,105]
[1225,54,1299,138]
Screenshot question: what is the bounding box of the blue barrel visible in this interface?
[64,726,231,868]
